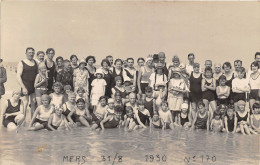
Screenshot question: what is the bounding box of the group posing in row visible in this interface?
[1,48,260,135]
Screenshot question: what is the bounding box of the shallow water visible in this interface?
[0,127,259,165]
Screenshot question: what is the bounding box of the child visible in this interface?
[62,92,76,121]
[236,100,251,135]
[91,69,107,107]
[133,100,152,129]
[216,75,230,106]
[153,84,167,114]
[68,98,92,127]
[149,63,167,90]
[202,67,217,119]
[76,87,89,107]
[50,82,64,108]
[63,85,72,103]
[218,104,227,127]
[191,102,210,131]
[179,102,191,128]
[112,76,127,99]
[34,62,48,106]
[168,67,189,124]
[124,106,137,131]
[100,109,121,130]
[114,92,127,124]
[91,96,108,130]
[28,94,54,131]
[224,105,237,133]
[144,87,155,123]
[125,92,138,113]
[157,101,174,130]
[124,80,135,97]
[249,103,260,134]
[105,98,116,118]
[73,59,89,94]
[210,110,223,132]
[48,105,71,131]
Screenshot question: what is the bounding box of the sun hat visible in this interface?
[94,68,104,77]
[79,58,87,66]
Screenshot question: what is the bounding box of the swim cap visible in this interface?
[237,100,246,105]
[114,76,122,82]
[108,98,115,104]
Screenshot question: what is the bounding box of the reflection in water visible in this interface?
[0,126,259,165]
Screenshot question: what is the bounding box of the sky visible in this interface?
[1,1,260,69]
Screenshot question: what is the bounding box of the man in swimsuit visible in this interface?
[17,47,38,121]
[0,58,7,101]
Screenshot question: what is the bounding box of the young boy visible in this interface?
[158,101,174,130]
[191,101,210,131]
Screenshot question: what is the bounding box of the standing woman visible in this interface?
[189,63,203,120]
[137,56,154,97]
[249,61,260,111]
[55,56,64,76]
[45,48,56,93]
[222,62,235,104]
[133,58,145,94]
[70,55,79,69]
[85,56,96,97]
[111,59,124,88]
[100,59,113,98]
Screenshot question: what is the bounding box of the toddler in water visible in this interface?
[34,62,48,106]
[63,85,72,103]
[91,96,108,131]
[134,100,152,130]
[210,110,223,132]
[224,105,237,133]
[28,94,54,131]
[68,98,92,127]
[50,82,64,108]
[91,69,107,107]
[249,103,260,134]
[157,101,174,130]
[191,101,210,131]
[179,102,191,128]
[48,105,71,131]
[235,100,251,135]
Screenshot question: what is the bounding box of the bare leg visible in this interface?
[36,97,42,107]
[191,102,197,121]
[240,124,246,135]
[28,124,45,131]
[249,99,256,114]
[79,116,90,127]
[244,125,251,135]
[30,94,36,119]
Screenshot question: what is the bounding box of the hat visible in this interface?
[237,100,246,105]
[79,59,87,66]
[114,76,122,82]
[181,103,189,109]
[94,68,104,77]
[179,63,186,69]
[108,98,114,104]
[145,55,153,63]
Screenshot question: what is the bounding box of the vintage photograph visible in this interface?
[0,1,259,165]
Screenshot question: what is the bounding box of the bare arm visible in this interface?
[233,115,237,133]
[47,115,56,131]
[135,111,146,128]
[201,79,206,92]
[191,113,197,129]
[0,67,7,83]
[29,107,40,128]
[224,117,229,133]
[100,116,112,130]
[16,62,27,94]
[137,68,142,94]
[67,109,76,123]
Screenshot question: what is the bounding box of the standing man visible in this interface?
[106,55,114,71]
[158,52,168,76]
[234,60,243,78]
[17,47,38,120]
[45,48,56,93]
[123,58,136,84]
[186,53,196,75]
[0,58,7,100]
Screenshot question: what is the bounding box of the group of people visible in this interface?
[0,47,260,135]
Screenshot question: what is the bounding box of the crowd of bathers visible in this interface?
[1,47,260,135]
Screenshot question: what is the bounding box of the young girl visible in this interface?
[216,75,230,106]
[236,100,251,135]
[91,96,108,130]
[63,85,72,103]
[91,69,107,107]
[202,67,217,119]
[249,103,260,134]
[133,100,152,130]
[191,102,210,131]
[28,94,54,131]
[48,105,71,131]
[179,102,191,128]
[100,109,121,130]
[114,92,128,124]
[62,92,76,121]
[210,110,223,132]
[112,76,127,99]
[76,87,89,108]
[153,84,167,114]
[168,67,189,124]
[157,101,174,130]
[68,98,92,127]
[50,82,64,108]
[73,59,89,94]
[124,106,137,131]
[224,105,237,133]
[34,62,48,106]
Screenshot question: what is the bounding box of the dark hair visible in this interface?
[26,47,35,53]
[114,59,123,65]
[161,100,168,106]
[46,48,55,54]
[56,56,63,63]
[101,59,111,67]
[126,58,134,62]
[76,98,85,104]
[219,75,226,81]
[99,96,107,102]
[145,86,153,93]
[253,103,260,110]
[86,56,96,63]
[251,61,260,70]
[77,87,85,93]
[137,58,145,63]
[137,99,145,106]
[70,55,78,61]
[204,66,213,76]
[197,101,205,107]
[106,55,113,59]
[234,60,242,65]
[188,53,194,58]
[37,51,45,56]
[255,52,260,59]
[237,67,245,73]
[126,106,133,112]
[222,62,232,69]
[213,110,221,118]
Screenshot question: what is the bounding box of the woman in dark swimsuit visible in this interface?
[100,59,113,98]
[222,62,235,104]
[85,56,96,97]
[45,48,56,93]
[111,59,124,88]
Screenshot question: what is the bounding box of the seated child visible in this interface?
[76,87,89,108]
[112,76,127,99]
[68,98,92,127]
[50,82,64,107]
[210,110,224,132]
[249,103,260,134]
[191,101,210,131]
[157,101,174,130]
[62,92,76,121]
[133,100,152,130]
[235,100,251,135]
[48,105,71,131]
[91,96,108,130]
[224,105,237,133]
[124,106,138,131]
[179,102,191,128]
[63,85,72,103]
[28,94,54,131]
[144,86,155,124]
